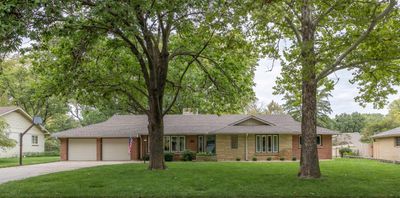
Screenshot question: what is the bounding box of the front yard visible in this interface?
[0,156,60,168]
[0,159,399,197]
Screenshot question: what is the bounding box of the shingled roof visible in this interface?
[53,114,338,138]
[372,126,400,139]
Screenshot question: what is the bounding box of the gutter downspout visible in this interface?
[245,133,248,161]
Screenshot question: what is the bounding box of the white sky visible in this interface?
[254,58,400,116]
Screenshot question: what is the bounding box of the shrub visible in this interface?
[236,157,241,161]
[252,157,257,161]
[267,157,272,161]
[23,151,59,157]
[280,157,285,161]
[164,152,174,161]
[142,154,149,161]
[339,147,353,157]
[196,152,214,157]
[292,156,297,161]
[182,150,195,161]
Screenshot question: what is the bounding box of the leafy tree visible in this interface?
[245,100,284,115]
[26,1,257,169]
[361,99,400,142]
[266,100,284,115]
[250,0,399,178]
[333,112,367,133]
[0,118,16,149]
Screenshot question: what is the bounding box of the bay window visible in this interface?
[256,135,279,153]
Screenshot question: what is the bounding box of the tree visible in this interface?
[361,99,400,142]
[333,112,367,133]
[27,1,257,170]
[0,118,16,149]
[266,100,284,115]
[250,0,399,178]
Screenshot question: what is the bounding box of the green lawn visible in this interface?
[0,159,399,197]
[0,156,60,168]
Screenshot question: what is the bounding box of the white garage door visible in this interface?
[68,139,97,160]
[102,138,130,161]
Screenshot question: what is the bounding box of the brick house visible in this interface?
[53,114,337,161]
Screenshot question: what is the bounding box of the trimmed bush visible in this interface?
[339,147,353,157]
[182,150,195,161]
[23,151,59,157]
[267,157,272,161]
[164,152,174,161]
[292,156,297,161]
[142,154,150,161]
[280,157,285,161]
[236,157,241,161]
[252,157,257,161]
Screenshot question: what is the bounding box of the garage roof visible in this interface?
[52,114,338,138]
[371,127,400,139]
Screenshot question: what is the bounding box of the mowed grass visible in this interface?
[0,156,60,168]
[0,159,399,197]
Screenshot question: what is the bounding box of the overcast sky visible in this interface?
[254,58,400,116]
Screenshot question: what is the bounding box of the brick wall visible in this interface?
[60,138,68,161]
[292,135,332,159]
[96,138,102,161]
[130,137,140,160]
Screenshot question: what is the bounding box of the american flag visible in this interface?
[128,137,133,153]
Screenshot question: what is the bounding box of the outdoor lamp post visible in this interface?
[19,116,43,166]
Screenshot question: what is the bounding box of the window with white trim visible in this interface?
[198,136,205,152]
[164,136,185,152]
[299,135,322,146]
[32,135,38,145]
[256,135,279,153]
[395,137,400,147]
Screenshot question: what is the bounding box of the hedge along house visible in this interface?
[372,127,400,162]
[53,114,337,161]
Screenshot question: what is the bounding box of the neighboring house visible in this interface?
[372,127,400,161]
[332,133,372,158]
[0,107,47,158]
[53,114,337,161]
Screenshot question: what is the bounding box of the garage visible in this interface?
[68,139,97,160]
[102,138,130,161]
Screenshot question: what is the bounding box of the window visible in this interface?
[32,135,38,145]
[198,136,205,152]
[164,136,170,152]
[164,136,185,152]
[231,135,238,149]
[299,135,322,146]
[396,137,400,147]
[206,135,216,153]
[256,135,279,153]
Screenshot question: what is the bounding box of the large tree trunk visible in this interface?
[147,93,166,170]
[299,0,321,179]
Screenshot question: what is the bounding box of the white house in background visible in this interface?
[332,132,372,158]
[0,107,48,158]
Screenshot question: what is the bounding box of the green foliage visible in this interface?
[23,151,59,157]
[267,157,272,161]
[339,148,353,158]
[246,100,285,115]
[0,118,15,148]
[279,157,285,161]
[361,99,400,142]
[333,112,367,133]
[235,157,241,161]
[182,150,195,161]
[292,156,297,161]
[196,152,215,157]
[164,152,174,162]
[252,156,257,161]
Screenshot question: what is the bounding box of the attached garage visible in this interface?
[102,138,130,161]
[68,139,97,160]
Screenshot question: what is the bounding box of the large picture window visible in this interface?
[256,135,278,153]
[164,136,185,152]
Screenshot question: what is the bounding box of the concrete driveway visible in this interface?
[0,161,135,184]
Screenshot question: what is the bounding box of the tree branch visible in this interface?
[316,0,396,81]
